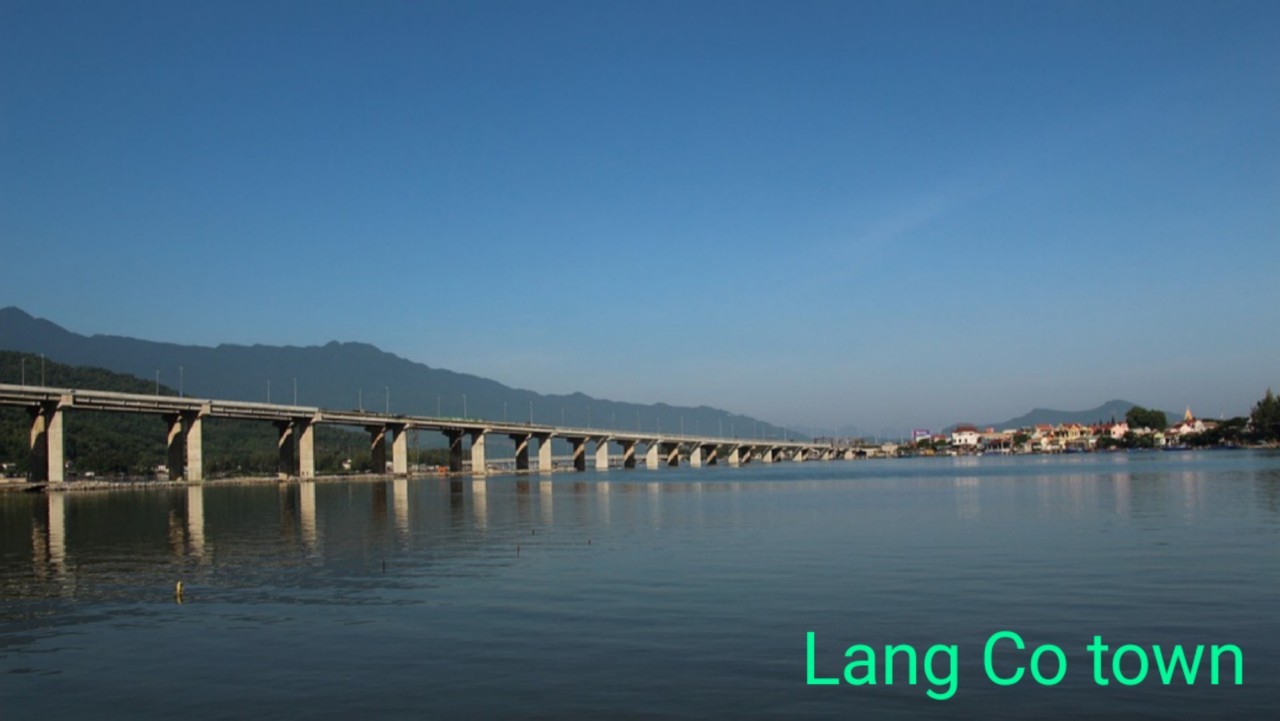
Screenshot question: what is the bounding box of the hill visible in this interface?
[950,400,1183,432]
[0,307,794,446]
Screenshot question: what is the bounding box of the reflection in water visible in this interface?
[955,476,980,520]
[471,479,488,530]
[187,484,206,561]
[1180,471,1206,519]
[47,491,66,576]
[539,480,553,527]
[3,453,1280,721]
[597,481,611,527]
[300,481,318,552]
[1112,472,1131,518]
[648,482,661,527]
[392,479,409,543]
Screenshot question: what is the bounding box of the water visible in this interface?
[3,451,1278,719]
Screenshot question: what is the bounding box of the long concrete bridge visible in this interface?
[1,383,861,483]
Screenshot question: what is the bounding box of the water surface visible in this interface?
[3,452,1278,718]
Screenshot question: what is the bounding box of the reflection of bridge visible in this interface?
[2,384,858,483]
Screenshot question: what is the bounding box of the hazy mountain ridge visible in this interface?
[953,400,1184,432]
[0,307,793,444]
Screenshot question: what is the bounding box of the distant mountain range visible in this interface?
[952,400,1183,433]
[0,307,793,446]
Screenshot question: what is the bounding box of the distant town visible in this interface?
[854,394,1280,458]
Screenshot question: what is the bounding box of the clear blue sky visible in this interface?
[3,0,1277,434]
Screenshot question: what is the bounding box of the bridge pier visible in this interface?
[27,401,65,483]
[645,442,659,469]
[470,430,486,474]
[162,411,206,481]
[704,444,718,466]
[664,442,680,467]
[511,433,531,471]
[391,424,408,475]
[727,446,741,466]
[276,420,296,479]
[689,445,703,468]
[793,448,807,463]
[569,437,587,472]
[368,425,387,474]
[760,447,775,464]
[594,438,609,471]
[536,434,553,472]
[296,417,314,479]
[447,431,464,472]
[622,440,637,469]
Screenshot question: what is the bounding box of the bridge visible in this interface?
[1,383,861,483]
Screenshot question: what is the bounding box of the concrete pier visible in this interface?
[570,437,587,472]
[664,442,680,467]
[296,418,314,479]
[276,420,297,479]
[368,425,387,474]
[645,442,660,469]
[689,445,703,468]
[469,430,486,474]
[536,434,553,472]
[27,401,65,483]
[391,424,408,475]
[594,437,609,471]
[511,433,531,471]
[622,440,637,469]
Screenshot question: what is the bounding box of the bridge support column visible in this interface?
[276,420,297,479]
[728,446,741,466]
[793,449,807,463]
[622,440,637,469]
[594,438,609,470]
[470,431,486,474]
[843,449,855,460]
[761,447,775,464]
[664,443,680,467]
[536,434,553,472]
[447,431,464,472]
[511,434,531,471]
[165,411,207,481]
[689,445,702,468]
[27,401,65,483]
[296,418,315,479]
[645,442,659,469]
[184,410,204,481]
[391,425,408,475]
[570,438,586,472]
[166,414,186,481]
[704,445,718,466]
[368,426,387,474]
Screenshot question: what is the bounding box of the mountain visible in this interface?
[952,400,1182,432]
[0,307,795,446]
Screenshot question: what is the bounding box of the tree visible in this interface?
[1250,389,1280,443]
[1125,405,1167,431]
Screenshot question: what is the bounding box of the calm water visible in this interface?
[2,452,1278,719]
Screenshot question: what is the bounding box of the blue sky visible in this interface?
[2,0,1277,434]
